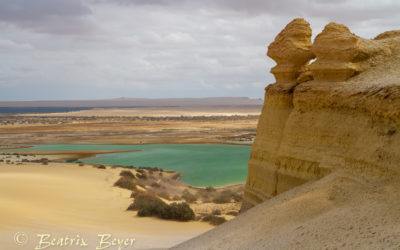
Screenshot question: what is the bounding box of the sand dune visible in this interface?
[172,169,400,249]
[0,163,212,249]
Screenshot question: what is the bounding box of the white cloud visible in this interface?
[0,39,33,51]
[165,32,196,44]
[0,0,399,100]
[224,83,243,90]
[251,82,266,88]
[201,81,216,89]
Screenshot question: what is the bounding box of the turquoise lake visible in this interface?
[9,144,251,187]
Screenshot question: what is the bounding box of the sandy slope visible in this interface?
[172,168,400,249]
[0,163,212,250]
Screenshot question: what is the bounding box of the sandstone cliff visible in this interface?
[243,18,400,209]
[172,19,400,249]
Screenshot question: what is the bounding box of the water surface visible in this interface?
[0,107,93,114]
[10,144,251,187]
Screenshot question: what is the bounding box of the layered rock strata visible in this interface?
[267,18,315,85]
[243,19,400,209]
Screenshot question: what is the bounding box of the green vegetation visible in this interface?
[136,169,145,174]
[231,192,243,202]
[182,189,197,203]
[127,192,194,221]
[114,176,137,191]
[136,172,148,180]
[202,214,226,225]
[226,211,239,216]
[161,202,195,221]
[206,186,216,192]
[130,190,146,198]
[157,191,170,200]
[65,158,78,163]
[212,190,242,204]
[212,209,221,215]
[171,173,181,180]
[151,182,161,188]
[120,170,135,179]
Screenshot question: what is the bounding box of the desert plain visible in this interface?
[0,105,260,249]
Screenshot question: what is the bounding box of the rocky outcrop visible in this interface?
[172,20,400,250]
[309,22,390,82]
[243,19,400,209]
[267,18,315,85]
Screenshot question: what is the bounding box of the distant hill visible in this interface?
[0,97,263,108]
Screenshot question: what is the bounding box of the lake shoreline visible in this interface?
[4,143,250,187]
[0,151,245,225]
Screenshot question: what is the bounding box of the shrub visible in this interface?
[128,193,166,217]
[120,170,135,179]
[202,215,226,225]
[151,182,161,188]
[114,176,137,191]
[139,183,147,189]
[127,193,194,221]
[231,192,243,202]
[212,209,221,215]
[171,173,181,180]
[139,166,159,172]
[160,202,195,221]
[158,191,170,200]
[196,188,216,201]
[136,172,147,179]
[205,186,216,192]
[226,211,239,216]
[65,158,78,163]
[136,169,145,174]
[182,189,197,203]
[130,190,147,198]
[212,190,234,204]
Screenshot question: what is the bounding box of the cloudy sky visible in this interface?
[0,0,399,101]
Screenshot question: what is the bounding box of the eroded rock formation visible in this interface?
[309,22,390,81]
[243,19,400,209]
[173,20,400,250]
[267,18,315,85]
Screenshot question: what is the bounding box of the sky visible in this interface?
[0,0,399,101]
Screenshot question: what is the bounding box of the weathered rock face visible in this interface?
[267,18,314,85]
[309,22,389,82]
[243,19,400,209]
